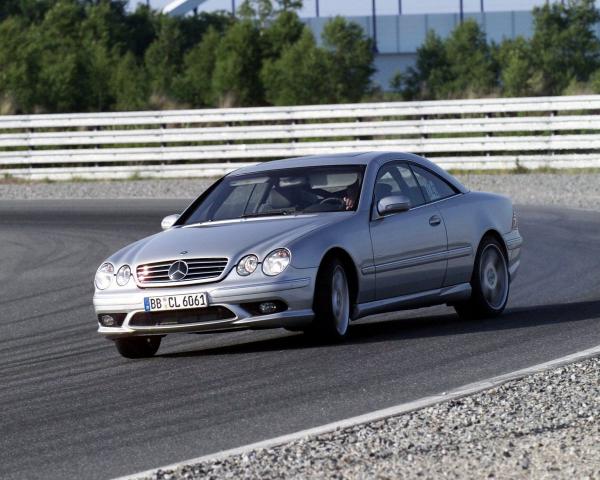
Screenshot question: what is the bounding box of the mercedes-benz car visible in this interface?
[93,152,522,358]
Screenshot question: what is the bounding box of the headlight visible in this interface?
[95,262,114,290]
[116,265,131,286]
[237,254,259,276]
[262,249,291,276]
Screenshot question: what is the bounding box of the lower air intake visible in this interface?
[129,306,235,327]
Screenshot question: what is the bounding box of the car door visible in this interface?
[369,162,448,300]
[410,164,471,287]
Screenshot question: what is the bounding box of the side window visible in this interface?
[411,165,457,203]
[374,163,425,208]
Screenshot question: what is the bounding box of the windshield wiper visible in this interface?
[241,210,296,219]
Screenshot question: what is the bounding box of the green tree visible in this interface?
[80,2,132,111]
[261,9,304,60]
[397,30,450,99]
[211,20,263,106]
[177,12,232,52]
[444,19,497,97]
[530,0,600,95]
[262,27,332,105]
[86,42,116,111]
[34,1,90,112]
[238,0,273,27]
[0,17,40,112]
[111,52,149,110]
[321,16,374,103]
[589,68,600,93]
[81,0,128,51]
[124,4,157,58]
[274,0,303,12]
[399,20,495,99]
[495,37,538,97]
[0,0,53,23]
[175,27,221,107]
[144,15,184,99]
[0,0,376,112]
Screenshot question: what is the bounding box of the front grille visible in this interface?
[129,306,235,327]
[136,258,228,284]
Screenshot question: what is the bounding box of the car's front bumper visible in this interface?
[94,267,318,338]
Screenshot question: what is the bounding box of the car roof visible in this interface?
[229,152,377,176]
[229,152,469,194]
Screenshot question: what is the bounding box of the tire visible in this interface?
[307,258,352,341]
[114,336,162,358]
[455,237,510,320]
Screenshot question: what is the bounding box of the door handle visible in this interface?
[429,215,441,226]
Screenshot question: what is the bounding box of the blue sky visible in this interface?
[131,0,553,16]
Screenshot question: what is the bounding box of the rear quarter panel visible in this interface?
[438,191,514,286]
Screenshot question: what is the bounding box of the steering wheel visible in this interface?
[319,197,344,206]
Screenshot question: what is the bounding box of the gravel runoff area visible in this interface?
[2,173,600,211]
[141,357,600,480]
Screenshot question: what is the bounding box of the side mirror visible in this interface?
[161,214,180,230]
[377,195,411,216]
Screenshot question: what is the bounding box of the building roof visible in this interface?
[163,0,208,16]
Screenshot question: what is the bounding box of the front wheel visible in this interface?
[114,336,162,358]
[455,237,509,320]
[308,258,351,340]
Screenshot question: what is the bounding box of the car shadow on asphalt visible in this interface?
[158,299,600,358]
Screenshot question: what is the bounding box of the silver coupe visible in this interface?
[93,152,522,358]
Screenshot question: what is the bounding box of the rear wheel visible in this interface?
[307,258,351,340]
[455,237,509,320]
[114,336,162,358]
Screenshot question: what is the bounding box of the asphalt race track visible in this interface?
[1,199,600,480]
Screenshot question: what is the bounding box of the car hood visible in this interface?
[111,213,349,267]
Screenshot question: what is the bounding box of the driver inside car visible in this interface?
[341,180,360,210]
[262,175,363,214]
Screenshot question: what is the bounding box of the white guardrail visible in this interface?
[2,94,600,180]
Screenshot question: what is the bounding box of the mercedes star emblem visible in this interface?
[168,260,188,281]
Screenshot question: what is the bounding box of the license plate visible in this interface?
[143,293,208,312]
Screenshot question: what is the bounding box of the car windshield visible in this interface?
[181,165,365,225]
